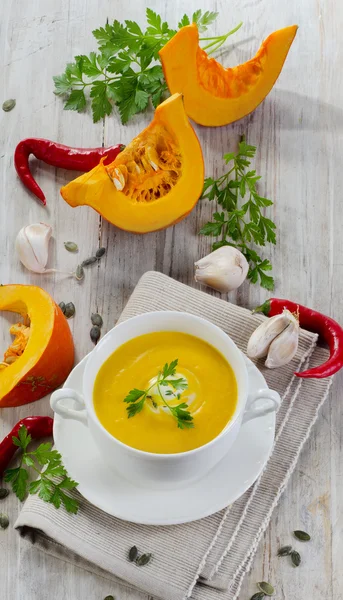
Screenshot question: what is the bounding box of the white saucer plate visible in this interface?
[53,354,275,526]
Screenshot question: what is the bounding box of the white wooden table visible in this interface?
[1,1,342,598]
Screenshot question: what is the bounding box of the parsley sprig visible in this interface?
[4,425,79,514]
[199,139,276,290]
[53,9,242,124]
[124,359,194,429]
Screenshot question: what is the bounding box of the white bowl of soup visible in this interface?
[51,312,280,488]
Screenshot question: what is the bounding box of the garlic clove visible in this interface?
[15,222,52,274]
[194,246,249,293]
[247,310,294,359]
[26,223,52,268]
[265,318,299,368]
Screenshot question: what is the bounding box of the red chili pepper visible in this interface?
[14,139,125,206]
[0,416,53,476]
[254,298,343,379]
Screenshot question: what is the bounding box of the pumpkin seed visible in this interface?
[128,545,138,562]
[0,489,9,500]
[96,247,106,258]
[64,241,78,253]
[291,550,301,567]
[0,514,9,529]
[104,596,115,600]
[2,99,16,112]
[64,302,75,319]
[257,582,274,596]
[81,256,97,267]
[90,325,101,344]
[136,553,152,566]
[91,313,103,328]
[277,545,292,556]
[250,593,265,600]
[293,530,311,542]
[75,264,85,281]
[58,301,66,315]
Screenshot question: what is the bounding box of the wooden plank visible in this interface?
[0,0,342,598]
[0,1,123,599]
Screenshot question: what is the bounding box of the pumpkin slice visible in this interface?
[159,24,298,127]
[60,93,204,233]
[0,285,74,407]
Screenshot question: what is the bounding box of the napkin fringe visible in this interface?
[229,373,333,600]
[208,336,317,581]
[183,333,318,599]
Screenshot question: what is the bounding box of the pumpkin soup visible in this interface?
[93,331,237,454]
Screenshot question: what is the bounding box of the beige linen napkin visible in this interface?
[15,271,332,600]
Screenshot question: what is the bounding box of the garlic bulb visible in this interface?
[16,223,52,273]
[194,246,249,293]
[247,310,293,359]
[265,318,299,368]
[15,222,75,278]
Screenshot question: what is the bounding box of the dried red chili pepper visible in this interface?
[255,298,343,379]
[0,416,53,476]
[14,139,124,206]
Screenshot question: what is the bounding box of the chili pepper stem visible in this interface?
[252,300,271,315]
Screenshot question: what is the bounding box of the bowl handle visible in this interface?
[242,388,280,424]
[50,388,88,425]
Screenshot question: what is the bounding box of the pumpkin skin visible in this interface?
[60,93,204,234]
[0,285,74,407]
[159,24,298,127]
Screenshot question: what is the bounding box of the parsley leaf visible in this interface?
[22,455,35,467]
[90,80,112,122]
[192,10,218,33]
[53,73,73,95]
[53,9,241,124]
[126,397,146,418]
[146,8,173,37]
[171,403,194,429]
[169,378,188,392]
[75,52,102,77]
[37,478,54,502]
[123,359,193,429]
[178,15,191,28]
[199,221,224,236]
[4,467,28,501]
[116,76,142,124]
[258,269,275,291]
[59,477,79,490]
[13,425,32,451]
[135,88,150,111]
[34,443,60,465]
[199,138,276,290]
[64,89,86,112]
[4,425,79,514]
[124,388,146,403]
[162,359,178,378]
[58,490,79,514]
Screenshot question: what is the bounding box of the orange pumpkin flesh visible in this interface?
[60,93,204,234]
[0,285,74,408]
[159,24,298,127]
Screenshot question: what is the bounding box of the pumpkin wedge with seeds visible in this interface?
[60,93,204,234]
